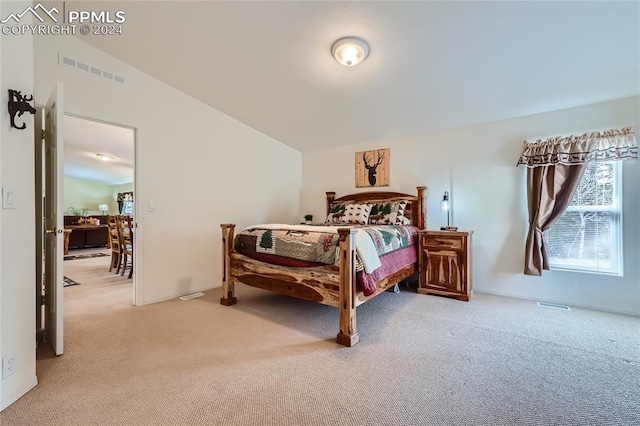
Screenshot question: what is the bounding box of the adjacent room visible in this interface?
[0,1,638,425]
[61,114,135,305]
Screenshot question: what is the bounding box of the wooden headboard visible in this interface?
[325,186,427,230]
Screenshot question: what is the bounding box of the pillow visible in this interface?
[368,201,402,225]
[368,201,409,225]
[393,201,409,225]
[325,203,347,223]
[326,203,372,225]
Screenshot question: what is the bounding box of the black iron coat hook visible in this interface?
[8,89,36,130]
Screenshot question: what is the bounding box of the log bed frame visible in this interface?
[220,186,427,346]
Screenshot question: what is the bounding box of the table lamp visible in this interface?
[98,204,109,214]
[440,191,458,231]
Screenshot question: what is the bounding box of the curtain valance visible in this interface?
[517,126,637,167]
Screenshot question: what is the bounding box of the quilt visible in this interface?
[235,223,417,275]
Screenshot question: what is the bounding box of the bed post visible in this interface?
[336,228,359,347]
[220,224,237,306]
[326,191,336,216]
[416,186,427,230]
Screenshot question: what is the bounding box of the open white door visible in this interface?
[43,83,64,355]
[35,105,44,337]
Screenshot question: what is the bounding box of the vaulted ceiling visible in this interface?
[74,1,638,152]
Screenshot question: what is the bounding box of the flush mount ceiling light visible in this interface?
[96,153,115,161]
[331,36,370,66]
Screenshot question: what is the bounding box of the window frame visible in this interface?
[546,161,623,276]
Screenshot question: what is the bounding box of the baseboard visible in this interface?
[475,289,640,317]
[1,376,38,411]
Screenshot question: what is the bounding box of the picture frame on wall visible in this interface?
[355,148,390,188]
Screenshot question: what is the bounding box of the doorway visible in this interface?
[36,110,137,356]
[61,113,136,298]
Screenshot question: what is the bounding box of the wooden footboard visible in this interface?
[220,224,237,306]
[221,224,361,346]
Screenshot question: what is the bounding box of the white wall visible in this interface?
[63,177,136,215]
[0,1,38,410]
[64,177,113,215]
[302,97,640,315]
[35,34,302,304]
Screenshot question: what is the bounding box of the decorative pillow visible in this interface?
[368,201,408,225]
[326,203,372,225]
[325,203,348,223]
[393,201,409,225]
[368,201,400,225]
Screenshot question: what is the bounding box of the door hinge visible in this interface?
[41,129,45,140]
[40,294,46,306]
[36,329,48,344]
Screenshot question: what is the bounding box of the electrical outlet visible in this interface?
[2,353,16,379]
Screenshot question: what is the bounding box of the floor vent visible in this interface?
[179,292,205,301]
[537,302,571,311]
[58,53,125,85]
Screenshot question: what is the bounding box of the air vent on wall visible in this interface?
[58,53,125,85]
[62,56,75,67]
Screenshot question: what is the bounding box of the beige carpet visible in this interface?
[1,259,639,425]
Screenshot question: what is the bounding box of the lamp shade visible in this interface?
[98,204,109,213]
[331,37,370,66]
[440,191,449,212]
[439,191,457,230]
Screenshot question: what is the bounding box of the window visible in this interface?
[544,161,622,275]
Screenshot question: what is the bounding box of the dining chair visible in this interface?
[117,215,134,279]
[107,215,122,273]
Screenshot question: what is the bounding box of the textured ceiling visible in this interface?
[71,1,638,152]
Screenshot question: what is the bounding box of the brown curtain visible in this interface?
[518,126,636,276]
[523,164,586,275]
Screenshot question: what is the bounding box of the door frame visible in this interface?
[62,111,141,306]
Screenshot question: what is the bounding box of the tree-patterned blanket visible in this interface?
[234,224,417,273]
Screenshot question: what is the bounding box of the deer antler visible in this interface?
[362,152,370,167]
[374,150,384,166]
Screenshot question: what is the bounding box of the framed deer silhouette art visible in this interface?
[355,148,390,187]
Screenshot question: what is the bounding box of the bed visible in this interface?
[220,186,427,346]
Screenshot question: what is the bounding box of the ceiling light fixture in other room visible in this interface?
[331,36,370,66]
[96,153,115,161]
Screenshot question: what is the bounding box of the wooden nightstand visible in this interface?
[418,230,473,301]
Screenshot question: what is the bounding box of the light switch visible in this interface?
[2,187,16,209]
[148,201,156,212]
